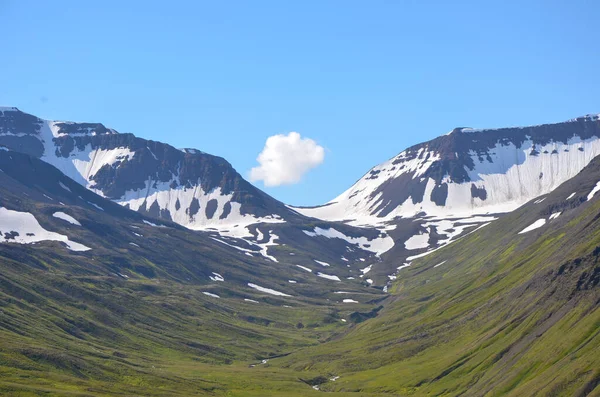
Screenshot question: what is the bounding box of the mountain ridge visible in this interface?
[295,112,600,225]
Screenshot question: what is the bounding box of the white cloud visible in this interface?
[250,132,325,187]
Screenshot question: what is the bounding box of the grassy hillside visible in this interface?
[0,151,599,396]
[273,157,600,396]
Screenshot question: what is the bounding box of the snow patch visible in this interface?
[588,182,600,201]
[519,219,546,234]
[296,265,312,273]
[247,283,291,297]
[404,232,430,250]
[0,207,90,251]
[433,260,447,268]
[58,182,71,192]
[209,272,224,282]
[52,212,81,226]
[317,273,341,281]
[303,226,394,256]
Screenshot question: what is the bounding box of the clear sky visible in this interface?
[1,0,599,206]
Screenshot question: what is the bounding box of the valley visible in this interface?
[0,108,599,396]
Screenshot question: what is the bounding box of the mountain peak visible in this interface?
[0,106,19,112]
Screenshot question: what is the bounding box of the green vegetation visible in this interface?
[0,153,599,395]
[273,193,600,396]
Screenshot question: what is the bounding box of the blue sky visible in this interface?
[1,0,599,206]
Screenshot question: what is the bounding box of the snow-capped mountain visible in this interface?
[4,106,600,284]
[0,107,395,276]
[0,107,292,231]
[294,114,600,226]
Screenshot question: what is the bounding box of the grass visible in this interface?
[0,151,599,395]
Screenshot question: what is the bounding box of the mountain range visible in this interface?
[0,107,598,396]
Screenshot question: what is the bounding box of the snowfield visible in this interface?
[1,207,90,251]
[303,226,394,256]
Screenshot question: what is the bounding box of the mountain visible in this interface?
[295,114,600,224]
[0,106,290,230]
[0,109,599,396]
[0,147,389,299]
[273,148,600,396]
[293,114,600,282]
[0,107,395,277]
[4,107,600,286]
[0,148,394,396]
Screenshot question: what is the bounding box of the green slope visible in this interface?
[272,157,600,396]
[0,151,599,396]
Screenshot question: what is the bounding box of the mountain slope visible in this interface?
[0,148,390,396]
[273,151,600,396]
[292,114,600,284]
[0,114,599,396]
[0,106,290,230]
[295,114,600,225]
[0,107,396,274]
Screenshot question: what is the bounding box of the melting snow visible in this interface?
[303,226,394,256]
[588,182,600,201]
[314,259,330,267]
[52,212,81,226]
[360,264,372,274]
[244,298,259,303]
[247,283,291,297]
[404,232,430,250]
[0,207,90,251]
[519,219,546,234]
[567,192,576,200]
[87,202,104,211]
[317,273,341,281]
[143,219,165,227]
[202,292,220,298]
[342,299,358,303]
[256,231,280,262]
[209,272,224,282]
[210,237,257,255]
[549,212,561,220]
[433,260,447,268]
[58,182,71,192]
[296,265,312,273]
